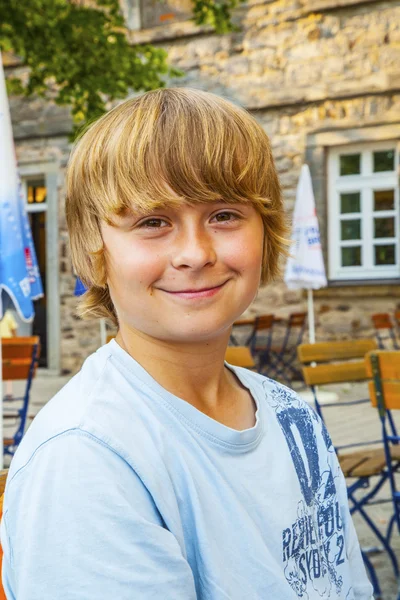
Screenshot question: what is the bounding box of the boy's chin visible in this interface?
[160,324,234,345]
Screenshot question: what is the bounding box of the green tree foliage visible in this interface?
[193,0,243,33]
[0,0,244,133]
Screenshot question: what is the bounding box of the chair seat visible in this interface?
[339,446,400,478]
[3,413,35,420]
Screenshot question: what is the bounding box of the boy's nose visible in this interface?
[171,229,217,270]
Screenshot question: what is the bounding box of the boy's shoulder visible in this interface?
[8,343,136,476]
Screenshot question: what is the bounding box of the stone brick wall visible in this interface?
[7,0,400,372]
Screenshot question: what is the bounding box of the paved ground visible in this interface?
[5,372,400,599]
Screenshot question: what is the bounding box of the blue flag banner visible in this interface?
[0,53,43,320]
[74,278,87,297]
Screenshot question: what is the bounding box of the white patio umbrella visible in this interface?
[0,52,43,467]
[284,164,327,343]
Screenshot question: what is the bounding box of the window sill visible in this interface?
[329,279,400,287]
[314,280,400,298]
[127,20,212,45]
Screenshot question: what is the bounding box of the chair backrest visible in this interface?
[0,470,8,600]
[0,470,8,498]
[297,339,378,386]
[371,312,393,330]
[1,336,40,381]
[371,313,398,349]
[281,312,307,350]
[225,346,255,369]
[365,350,400,411]
[288,312,307,328]
[254,315,274,331]
[0,469,8,496]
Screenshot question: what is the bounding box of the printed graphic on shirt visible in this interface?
[265,382,352,599]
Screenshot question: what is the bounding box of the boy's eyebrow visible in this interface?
[110,197,246,223]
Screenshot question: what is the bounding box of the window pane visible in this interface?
[373,150,395,172]
[340,154,361,176]
[340,192,360,214]
[27,181,46,204]
[374,245,396,265]
[374,189,395,211]
[341,220,361,241]
[341,246,361,267]
[140,0,192,28]
[374,217,395,238]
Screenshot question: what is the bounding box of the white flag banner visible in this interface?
[284,165,327,344]
[284,164,327,290]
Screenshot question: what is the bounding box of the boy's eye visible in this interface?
[211,211,239,223]
[139,218,169,229]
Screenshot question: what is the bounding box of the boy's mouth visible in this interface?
[158,280,229,299]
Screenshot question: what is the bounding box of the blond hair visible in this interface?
[66,88,288,325]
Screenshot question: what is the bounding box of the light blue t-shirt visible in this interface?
[1,340,372,599]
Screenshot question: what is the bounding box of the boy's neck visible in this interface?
[115,327,256,430]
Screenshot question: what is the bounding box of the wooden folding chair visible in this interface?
[298,339,377,412]
[2,337,41,457]
[394,311,400,332]
[267,312,307,386]
[0,469,7,497]
[0,468,8,600]
[225,346,255,369]
[248,314,275,371]
[371,312,399,350]
[366,352,400,529]
[229,318,256,347]
[298,338,399,597]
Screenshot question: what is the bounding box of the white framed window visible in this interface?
[122,0,192,30]
[21,178,48,213]
[328,141,400,281]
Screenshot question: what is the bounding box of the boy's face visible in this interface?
[101,199,264,344]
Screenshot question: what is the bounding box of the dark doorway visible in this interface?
[27,181,47,367]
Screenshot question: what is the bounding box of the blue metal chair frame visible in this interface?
[3,341,39,457]
[309,383,384,452]
[265,312,307,386]
[230,319,257,347]
[248,315,275,372]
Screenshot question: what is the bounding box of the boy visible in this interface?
[1,88,372,599]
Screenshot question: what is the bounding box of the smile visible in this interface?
[158,281,229,300]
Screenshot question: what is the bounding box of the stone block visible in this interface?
[282,289,303,305]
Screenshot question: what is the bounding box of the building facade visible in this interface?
[6,0,400,373]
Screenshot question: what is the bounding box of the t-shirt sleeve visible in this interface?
[1,430,197,600]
